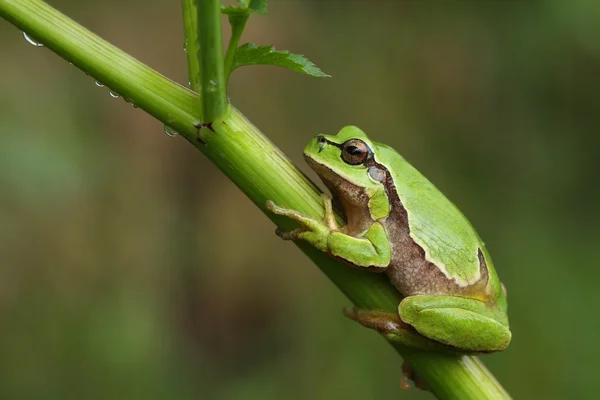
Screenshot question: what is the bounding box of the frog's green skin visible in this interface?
[266,126,511,353]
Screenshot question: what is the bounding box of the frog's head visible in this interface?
[304,126,391,220]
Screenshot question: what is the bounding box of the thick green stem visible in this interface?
[195,0,227,121]
[0,1,511,398]
[0,0,198,133]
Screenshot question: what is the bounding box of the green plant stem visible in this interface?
[181,0,201,91]
[195,0,227,121]
[223,14,248,82]
[0,0,197,133]
[0,1,511,398]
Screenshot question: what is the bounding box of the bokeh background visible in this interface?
[1,0,598,399]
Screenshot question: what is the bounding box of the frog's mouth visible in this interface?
[304,153,369,201]
[304,155,346,190]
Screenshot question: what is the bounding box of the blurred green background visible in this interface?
[1,0,598,399]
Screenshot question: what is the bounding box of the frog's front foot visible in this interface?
[265,200,312,241]
[265,196,339,250]
[266,194,338,229]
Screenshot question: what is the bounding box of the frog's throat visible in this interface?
[305,157,376,236]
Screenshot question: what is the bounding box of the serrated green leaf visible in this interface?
[248,0,267,14]
[221,0,266,16]
[231,43,330,78]
[221,6,251,17]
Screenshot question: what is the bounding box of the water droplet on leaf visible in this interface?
[95,81,104,87]
[109,91,120,98]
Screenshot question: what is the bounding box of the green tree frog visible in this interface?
[266,126,511,353]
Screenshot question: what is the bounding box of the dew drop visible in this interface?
[164,125,179,137]
[209,80,217,86]
[124,98,138,108]
[23,32,44,47]
[95,81,104,87]
[109,91,120,98]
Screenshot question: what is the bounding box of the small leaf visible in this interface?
[221,6,251,17]
[221,0,266,17]
[231,43,330,78]
[248,0,267,14]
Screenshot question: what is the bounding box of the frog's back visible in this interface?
[373,143,503,301]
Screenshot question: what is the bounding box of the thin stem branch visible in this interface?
[0,0,198,134]
[182,0,201,91]
[195,0,227,121]
[223,14,248,83]
[0,1,512,398]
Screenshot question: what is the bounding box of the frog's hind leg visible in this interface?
[343,308,452,352]
[398,295,512,352]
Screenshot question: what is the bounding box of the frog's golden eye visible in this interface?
[341,139,370,165]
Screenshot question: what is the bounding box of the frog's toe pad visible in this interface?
[401,362,429,392]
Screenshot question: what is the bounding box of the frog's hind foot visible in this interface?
[400,361,429,392]
[343,307,453,352]
[343,307,409,334]
[274,227,304,241]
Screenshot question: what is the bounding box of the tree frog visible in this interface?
[266,126,511,353]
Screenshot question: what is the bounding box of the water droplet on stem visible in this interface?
[23,32,44,47]
[164,126,179,137]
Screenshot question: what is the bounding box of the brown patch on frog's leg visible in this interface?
[274,227,305,241]
[477,249,490,287]
[400,361,429,392]
[343,307,410,333]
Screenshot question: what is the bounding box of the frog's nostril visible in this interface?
[317,136,327,152]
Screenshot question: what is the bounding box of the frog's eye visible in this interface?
[341,139,370,165]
